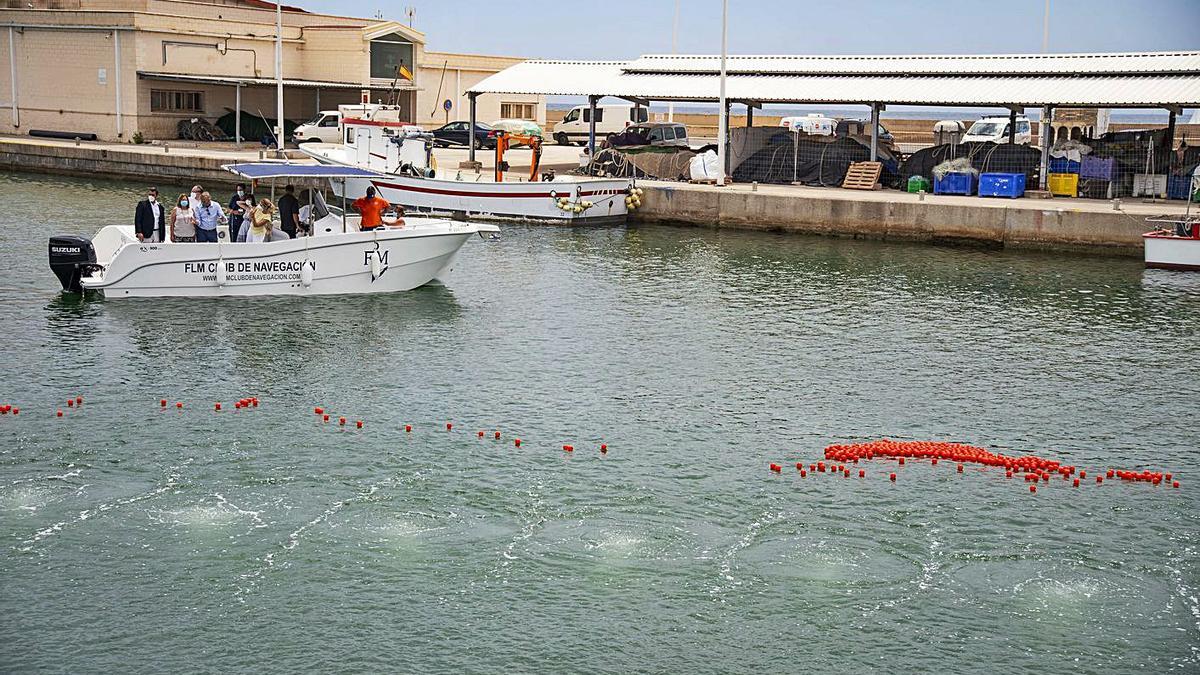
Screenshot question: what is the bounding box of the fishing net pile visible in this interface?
[731,132,900,187]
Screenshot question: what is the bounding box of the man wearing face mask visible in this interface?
[133,187,165,243]
[228,183,254,242]
[193,191,227,243]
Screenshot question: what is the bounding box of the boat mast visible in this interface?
[275,2,284,157]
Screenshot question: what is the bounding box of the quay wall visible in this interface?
[632,183,1148,257]
[0,140,259,186]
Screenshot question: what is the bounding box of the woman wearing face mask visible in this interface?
[228,183,254,242]
[246,198,275,243]
[170,193,198,243]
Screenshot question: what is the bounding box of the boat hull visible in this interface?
[78,226,490,298]
[300,143,632,223]
[1144,233,1200,271]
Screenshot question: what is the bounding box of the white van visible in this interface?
[552,104,650,145]
[292,110,341,143]
[961,115,1032,144]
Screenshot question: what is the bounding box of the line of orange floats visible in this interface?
[310,406,608,454]
[769,439,1180,491]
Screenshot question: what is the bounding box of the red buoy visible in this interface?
[800,470,807,477]
[478,430,485,438]
[957,464,964,473]
[600,444,608,454]
[563,444,574,452]
[898,457,905,466]
[1165,473,1173,481]
[770,463,781,473]
[931,458,938,465]
[843,469,850,477]
[160,399,167,407]
[889,473,896,482]
[1107,469,1115,478]
[1073,478,1080,487]
[251,398,258,407]
[356,420,363,429]
[1030,485,1036,493]
[1006,470,1013,478]
[514,438,521,447]
[175,402,183,409]
[11,408,17,415]
[56,409,63,417]
[1173,481,1180,488]
[323,414,329,422]
[1096,476,1103,484]
[76,396,82,404]
[494,431,501,439]
[859,469,865,478]
[67,399,74,407]
[1079,470,1086,479]
[405,424,412,432]
[446,422,453,431]
[338,416,346,426]
[314,407,323,415]
[214,402,221,411]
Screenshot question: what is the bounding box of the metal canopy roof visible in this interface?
[625,51,1200,76]
[138,72,365,90]
[469,53,1200,108]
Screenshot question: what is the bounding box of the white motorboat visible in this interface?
[298,120,639,224]
[47,164,499,298]
[1144,213,1200,271]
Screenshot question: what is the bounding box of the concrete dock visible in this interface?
[1,135,1180,256]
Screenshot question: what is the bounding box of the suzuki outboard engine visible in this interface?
[48,235,98,293]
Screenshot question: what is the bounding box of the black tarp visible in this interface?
[731,132,899,187]
[214,110,301,145]
[900,142,1042,185]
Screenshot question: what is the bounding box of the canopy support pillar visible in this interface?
[1167,108,1177,171]
[235,82,242,150]
[1008,109,1018,144]
[587,95,599,155]
[869,103,881,161]
[1039,106,1052,190]
[461,92,482,170]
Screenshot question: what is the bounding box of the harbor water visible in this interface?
[1,171,1198,673]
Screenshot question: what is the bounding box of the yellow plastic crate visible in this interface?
[1048,172,1079,197]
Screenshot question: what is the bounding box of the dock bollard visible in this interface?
[74,137,81,147]
[258,150,265,160]
[752,181,758,192]
[1112,199,1121,211]
[164,143,169,154]
[918,190,926,201]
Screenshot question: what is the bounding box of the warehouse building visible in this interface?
[0,0,545,141]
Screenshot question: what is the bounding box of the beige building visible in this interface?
[0,0,544,141]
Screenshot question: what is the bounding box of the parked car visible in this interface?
[835,119,895,144]
[606,122,690,148]
[292,110,341,143]
[431,121,497,149]
[961,115,1032,144]
[553,104,650,145]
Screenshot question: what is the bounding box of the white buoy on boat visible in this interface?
[215,258,227,286]
[300,259,314,287]
[368,250,381,280]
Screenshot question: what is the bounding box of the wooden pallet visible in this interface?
[842,161,882,190]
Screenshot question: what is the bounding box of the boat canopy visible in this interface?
[223,163,385,180]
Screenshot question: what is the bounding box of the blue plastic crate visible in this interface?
[1049,158,1081,174]
[933,172,977,196]
[1167,175,1199,201]
[978,173,1027,198]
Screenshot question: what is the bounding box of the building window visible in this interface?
[501,102,536,121]
[370,35,414,80]
[150,90,203,113]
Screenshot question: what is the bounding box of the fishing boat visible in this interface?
[1144,213,1200,270]
[298,119,639,224]
[47,164,499,298]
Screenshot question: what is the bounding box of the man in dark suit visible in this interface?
[134,187,166,242]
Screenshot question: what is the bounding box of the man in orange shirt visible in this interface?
[351,186,390,231]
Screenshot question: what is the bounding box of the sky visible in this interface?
[296,0,1200,60]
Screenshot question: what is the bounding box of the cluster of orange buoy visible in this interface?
[771,439,1181,492]
[312,406,362,428]
[0,404,18,415]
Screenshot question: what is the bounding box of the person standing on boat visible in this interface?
[133,187,165,243]
[193,192,227,243]
[351,186,389,231]
[169,193,197,243]
[277,185,301,239]
[247,199,276,243]
[228,184,254,242]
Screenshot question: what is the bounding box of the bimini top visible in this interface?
[468,51,1200,108]
[223,163,386,180]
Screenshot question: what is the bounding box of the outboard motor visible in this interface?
[48,235,97,293]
